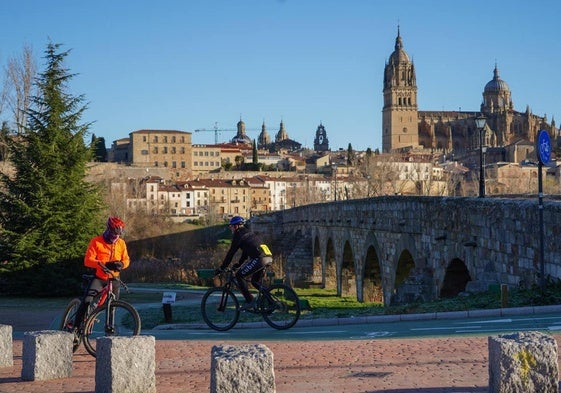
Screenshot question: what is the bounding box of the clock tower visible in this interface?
[313,123,329,152]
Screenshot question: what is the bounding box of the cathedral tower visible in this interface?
[382,27,419,152]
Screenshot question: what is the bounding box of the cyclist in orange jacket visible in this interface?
[71,216,130,329]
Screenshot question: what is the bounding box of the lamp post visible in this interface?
[475,115,487,198]
[333,164,337,201]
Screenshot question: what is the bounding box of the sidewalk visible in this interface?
[1,305,561,392]
[2,335,496,393]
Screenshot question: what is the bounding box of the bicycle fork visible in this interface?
[218,290,228,312]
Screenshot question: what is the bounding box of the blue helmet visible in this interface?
[229,216,245,226]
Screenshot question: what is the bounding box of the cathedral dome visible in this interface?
[388,28,410,64]
[484,65,510,92]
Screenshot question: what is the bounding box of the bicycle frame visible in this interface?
[90,264,133,334]
[219,265,272,309]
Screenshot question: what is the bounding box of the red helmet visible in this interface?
[107,216,125,236]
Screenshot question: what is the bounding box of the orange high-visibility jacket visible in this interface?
[84,235,131,280]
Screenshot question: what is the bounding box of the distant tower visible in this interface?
[313,123,329,152]
[382,26,419,152]
[481,64,513,114]
[257,121,271,148]
[231,117,252,144]
[275,120,289,142]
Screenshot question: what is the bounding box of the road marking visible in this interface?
[411,326,481,331]
[291,330,346,335]
[463,319,512,324]
[363,331,395,337]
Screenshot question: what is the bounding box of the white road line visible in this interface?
[291,330,346,335]
[463,319,512,324]
[411,326,481,331]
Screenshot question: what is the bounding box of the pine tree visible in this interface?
[252,140,259,170]
[347,143,354,166]
[91,133,108,162]
[0,43,104,293]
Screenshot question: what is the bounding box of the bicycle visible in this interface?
[200,265,301,331]
[59,262,141,357]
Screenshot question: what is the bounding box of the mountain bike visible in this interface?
[59,262,141,357]
[200,265,301,331]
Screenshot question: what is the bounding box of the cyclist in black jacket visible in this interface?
[218,216,273,310]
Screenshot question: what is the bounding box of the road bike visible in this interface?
[200,264,301,331]
[59,263,141,357]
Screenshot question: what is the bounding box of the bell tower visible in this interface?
[382,27,418,152]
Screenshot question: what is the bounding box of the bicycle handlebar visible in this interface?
[97,261,130,293]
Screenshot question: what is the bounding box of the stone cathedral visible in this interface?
[382,27,558,155]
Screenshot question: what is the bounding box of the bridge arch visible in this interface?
[340,240,356,298]
[361,232,383,303]
[440,258,471,298]
[325,237,337,291]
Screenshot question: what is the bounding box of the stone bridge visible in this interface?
[250,196,561,305]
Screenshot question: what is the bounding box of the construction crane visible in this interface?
[194,122,237,144]
[194,122,260,144]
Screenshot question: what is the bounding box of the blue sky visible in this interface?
[1,0,560,151]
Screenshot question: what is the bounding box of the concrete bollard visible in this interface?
[211,343,275,393]
[21,330,74,381]
[0,324,13,367]
[95,335,156,393]
[488,331,558,393]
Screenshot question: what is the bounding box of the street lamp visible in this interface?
[475,115,487,198]
[332,164,337,201]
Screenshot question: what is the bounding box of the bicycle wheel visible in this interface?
[82,300,141,357]
[59,298,82,352]
[201,287,240,331]
[261,284,301,330]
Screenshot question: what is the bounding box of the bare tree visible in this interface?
[2,44,36,134]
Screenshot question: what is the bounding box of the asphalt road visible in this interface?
[148,308,561,341]
[3,292,561,341]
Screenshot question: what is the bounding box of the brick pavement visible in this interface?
[2,333,547,393]
[2,307,561,393]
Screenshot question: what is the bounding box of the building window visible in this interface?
[181,161,186,168]
[153,136,158,143]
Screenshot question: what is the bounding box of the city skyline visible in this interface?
[1,0,560,151]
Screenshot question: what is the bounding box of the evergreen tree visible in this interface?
[91,133,108,162]
[0,43,104,294]
[252,139,260,170]
[0,121,12,161]
[347,143,354,166]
